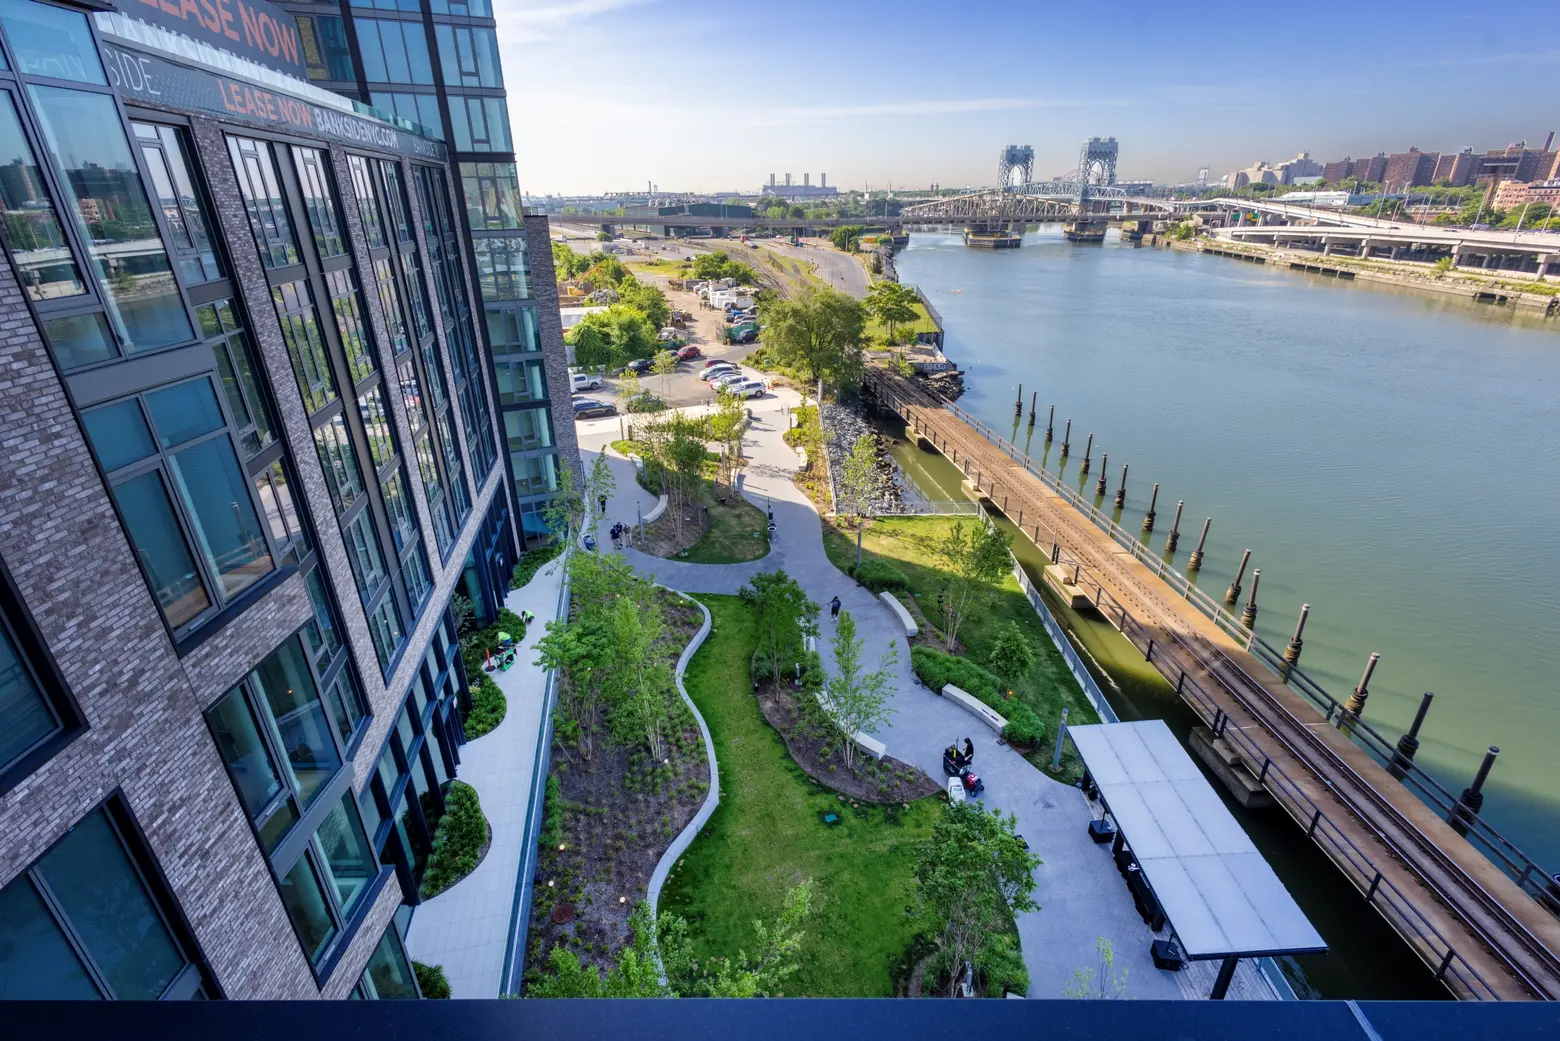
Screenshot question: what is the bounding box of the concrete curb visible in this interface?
[644,494,670,524]
[645,591,718,931]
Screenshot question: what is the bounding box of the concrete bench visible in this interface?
[879,592,917,637]
[940,684,1009,734]
[643,494,669,524]
[852,731,887,761]
[627,452,644,472]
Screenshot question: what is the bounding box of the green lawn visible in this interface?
[683,491,769,564]
[866,299,940,344]
[658,596,940,996]
[822,517,1100,756]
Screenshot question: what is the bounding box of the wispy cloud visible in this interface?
[495,0,654,42]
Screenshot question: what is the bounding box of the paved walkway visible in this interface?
[572,394,1254,999]
[404,557,565,997]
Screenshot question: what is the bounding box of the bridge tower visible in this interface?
[998,145,1035,189]
[1066,137,1119,243]
[967,145,1034,249]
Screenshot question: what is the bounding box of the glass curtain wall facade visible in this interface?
[284,0,568,554]
[0,0,549,1004]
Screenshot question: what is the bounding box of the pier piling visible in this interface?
[1240,569,1260,628]
[1342,652,1380,719]
[1015,384,1023,417]
[1028,392,1037,427]
[1188,518,1211,570]
[1045,405,1054,441]
[1389,692,1435,779]
[1449,746,1499,837]
[1060,420,1071,457]
[1224,548,1251,604]
[1282,603,1308,666]
[1113,464,1128,509]
[1143,483,1159,532]
[1165,500,1184,552]
[1080,434,1093,476]
[1095,454,1108,497]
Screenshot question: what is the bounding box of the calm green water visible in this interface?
[889,229,1560,993]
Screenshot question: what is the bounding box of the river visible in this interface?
[888,228,1560,997]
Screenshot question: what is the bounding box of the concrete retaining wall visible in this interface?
[879,591,917,637]
[940,684,1008,733]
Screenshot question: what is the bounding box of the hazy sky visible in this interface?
[498,0,1560,195]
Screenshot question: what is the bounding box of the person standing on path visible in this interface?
[598,494,608,515]
[829,595,841,621]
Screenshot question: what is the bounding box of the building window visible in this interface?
[313,412,366,514]
[376,160,413,244]
[343,512,388,602]
[273,281,338,414]
[494,357,547,404]
[346,154,386,251]
[398,359,428,430]
[401,253,433,341]
[356,926,418,997]
[324,269,376,385]
[461,383,497,479]
[0,0,107,86]
[429,0,490,14]
[488,307,540,355]
[367,595,405,669]
[302,568,342,671]
[446,94,510,152]
[373,257,409,355]
[0,803,210,999]
[132,122,222,285]
[298,13,355,82]
[228,136,300,270]
[403,543,432,612]
[368,92,443,141]
[355,18,434,85]
[82,386,275,633]
[203,301,275,458]
[292,146,346,259]
[254,459,309,566]
[350,0,421,11]
[460,162,521,230]
[0,566,80,786]
[358,384,396,473]
[0,92,83,308]
[381,468,418,555]
[504,407,553,452]
[320,670,367,749]
[29,84,194,358]
[435,25,502,88]
[512,452,559,497]
[472,236,531,300]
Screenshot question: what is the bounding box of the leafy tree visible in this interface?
[708,387,746,486]
[739,570,819,681]
[691,250,756,285]
[829,224,865,252]
[565,322,613,369]
[618,278,671,329]
[931,519,1012,651]
[567,304,657,368]
[651,347,678,396]
[665,429,707,546]
[617,367,644,405]
[986,621,1035,684]
[757,286,867,393]
[605,592,673,759]
[696,879,815,997]
[585,451,616,543]
[551,240,590,280]
[528,902,668,997]
[540,454,585,544]
[912,802,1040,996]
[836,433,878,522]
[596,230,613,242]
[823,610,897,771]
[865,280,919,343]
[582,254,628,289]
[1064,937,1128,999]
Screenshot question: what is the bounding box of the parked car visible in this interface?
[571,372,603,393]
[625,357,653,373]
[710,372,749,390]
[572,399,617,419]
[730,327,759,345]
[677,344,702,360]
[703,359,731,369]
[726,378,767,399]
[702,365,739,382]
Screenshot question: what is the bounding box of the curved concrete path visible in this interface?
[574,395,1196,999]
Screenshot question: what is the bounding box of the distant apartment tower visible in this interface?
[1433,149,1480,187]
[1354,153,1388,183]
[1479,143,1558,184]
[1383,148,1439,190]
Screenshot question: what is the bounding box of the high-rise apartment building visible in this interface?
[0,0,574,1002]
[1432,149,1480,187]
[1382,148,1439,190]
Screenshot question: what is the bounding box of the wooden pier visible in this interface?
[865,367,1560,1001]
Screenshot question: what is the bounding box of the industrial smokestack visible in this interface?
[769,173,776,186]
[804,173,810,186]
[820,172,827,187]
[785,173,791,186]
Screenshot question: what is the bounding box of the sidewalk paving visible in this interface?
[404,557,565,997]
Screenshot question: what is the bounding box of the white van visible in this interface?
[727,378,767,399]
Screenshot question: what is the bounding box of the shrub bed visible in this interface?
[1000,702,1045,750]
[420,781,490,899]
[852,559,909,593]
[413,961,451,998]
[910,646,1000,704]
[459,607,528,739]
[512,543,564,590]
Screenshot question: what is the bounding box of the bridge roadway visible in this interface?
[864,367,1560,1002]
[550,207,1179,233]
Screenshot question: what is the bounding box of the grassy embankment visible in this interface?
[607,440,769,564]
[659,596,940,996]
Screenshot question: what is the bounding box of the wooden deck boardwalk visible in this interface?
[866,368,1560,1001]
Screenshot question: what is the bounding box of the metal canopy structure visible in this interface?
[1068,720,1326,997]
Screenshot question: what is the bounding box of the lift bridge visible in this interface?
[904,137,1173,247]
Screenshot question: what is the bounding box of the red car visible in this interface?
[677,344,702,360]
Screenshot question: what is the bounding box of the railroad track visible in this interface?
[866,369,1560,999]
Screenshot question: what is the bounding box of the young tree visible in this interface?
[528,902,668,998]
[702,879,815,997]
[823,610,897,772]
[757,286,867,392]
[739,570,819,681]
[618,278,671,329]
[651,347,679,397]
[866,280,918,343]
[986,621,1035,684]
[912,802,1040,996]
[835,433,878,523]
[1064,937,1129,999]
[584,451,617,545]
[616,367,644,407]
[540,456,585,545]
[665,427,706,546]
[708,387,746,487]
[932,519,1012,651]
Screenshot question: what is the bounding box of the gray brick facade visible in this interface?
[524,214,583,480]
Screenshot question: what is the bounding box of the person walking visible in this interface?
[829,595,841,621]
[610,522,622,551]
[598,494,608,516]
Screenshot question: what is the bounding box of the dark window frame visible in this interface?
[0,555,84,795]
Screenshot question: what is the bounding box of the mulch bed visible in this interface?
[754,677,940,804]
[524,592,710,980]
